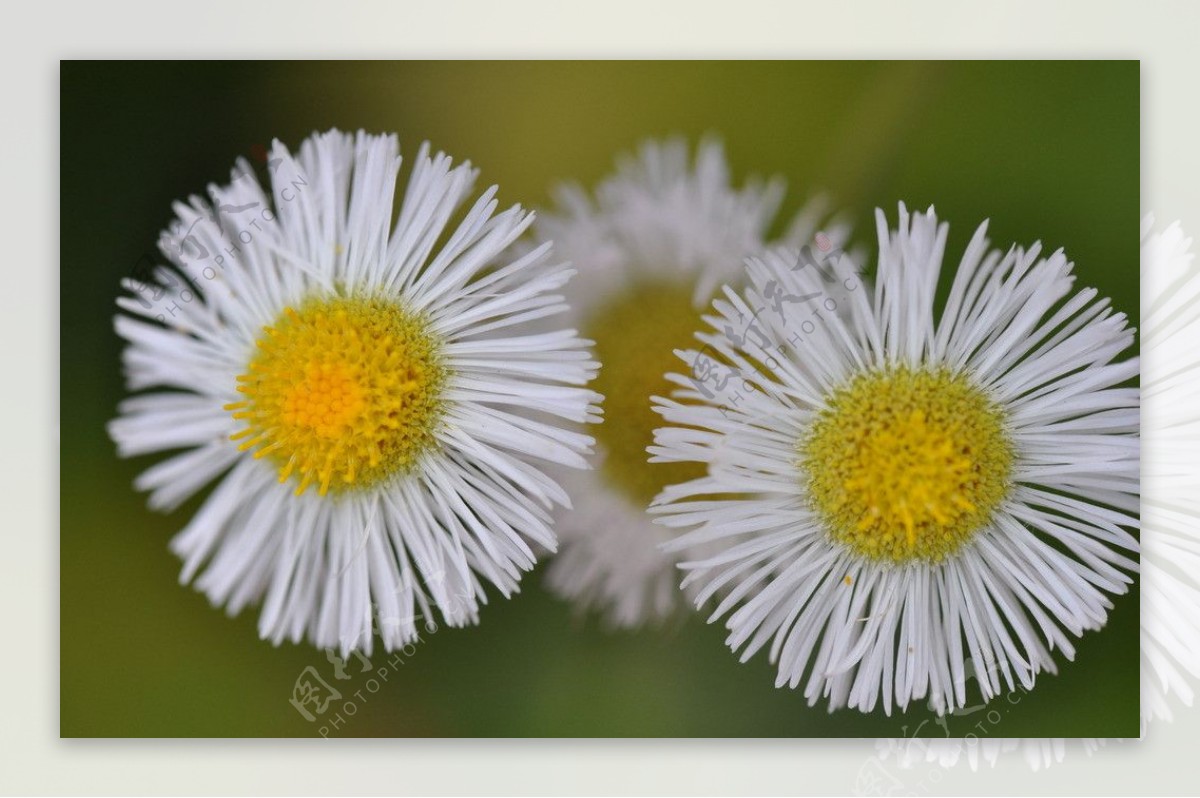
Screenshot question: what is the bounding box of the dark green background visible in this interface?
[60,61,1139,737]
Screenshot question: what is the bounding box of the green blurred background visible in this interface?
[60,61,1139,738]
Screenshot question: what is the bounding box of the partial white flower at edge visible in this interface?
[109,130,601,656]
[1140,215,1200,728]
[875,215,1200,772]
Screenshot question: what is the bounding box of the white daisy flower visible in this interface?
[651,203,1139,713]
[535,137,847,627]
[109,129,601,656]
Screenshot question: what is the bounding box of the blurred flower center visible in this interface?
[586,281,707,506]
[801,365,1013,562]
[227,294,445,496]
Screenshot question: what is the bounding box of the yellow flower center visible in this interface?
[586,281,708,506]
[225,294,446,497]
[801,366,1013,563]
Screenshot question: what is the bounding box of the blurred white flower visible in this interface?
[535,137,847,627]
